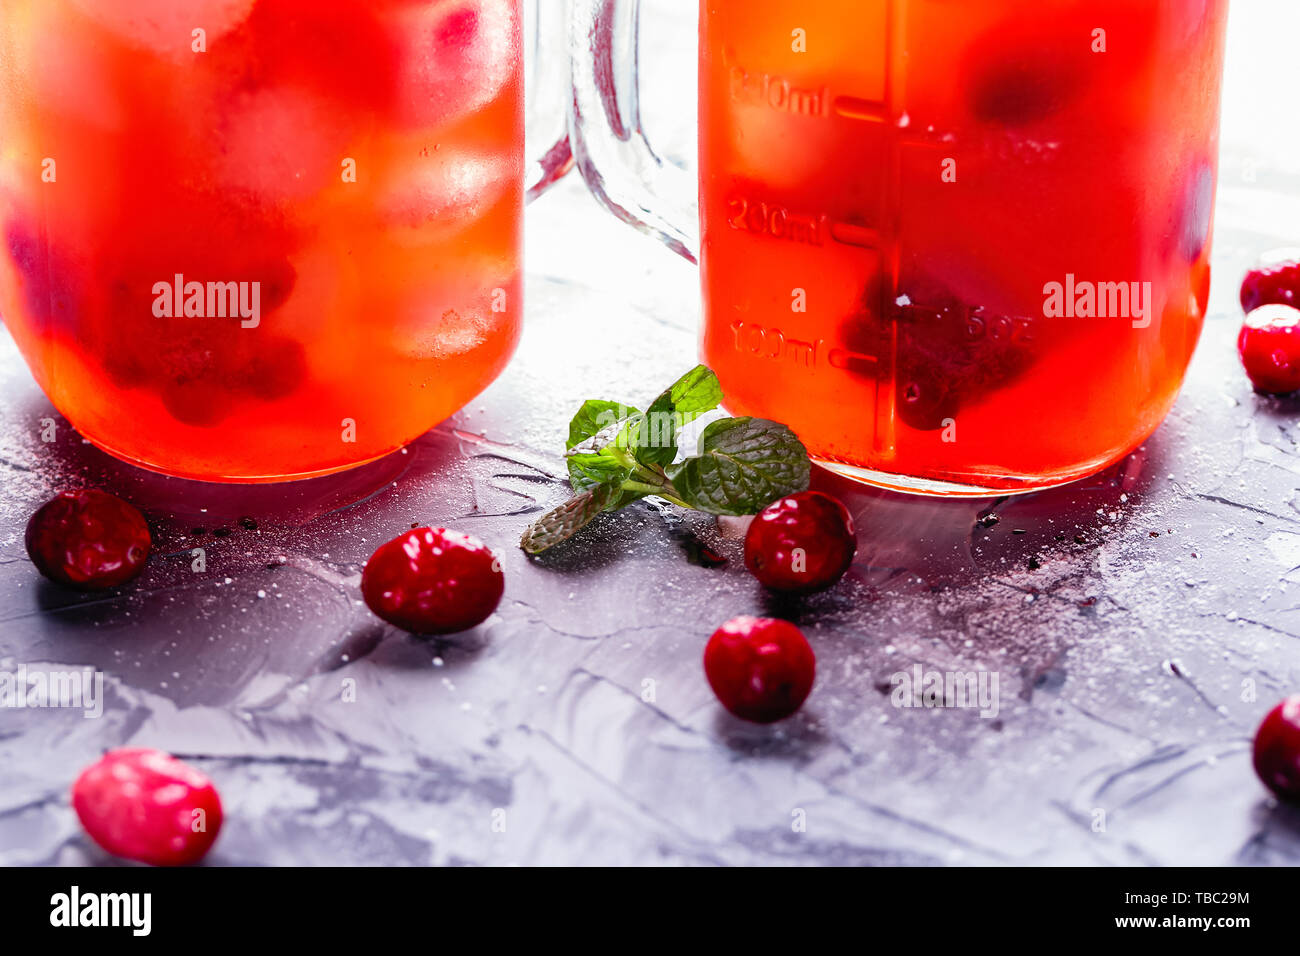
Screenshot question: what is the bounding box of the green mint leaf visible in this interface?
[566,401,640,495]
[567,400,638,450]
[660,365,725,417]
[521,484,616,555]
[623,413,676,469]
[629,366,724,469]
[567,451,630,494]
[665,417,810,515]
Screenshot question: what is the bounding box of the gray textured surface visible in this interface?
[3,1,1300,867]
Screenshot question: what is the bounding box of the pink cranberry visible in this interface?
[744,491,856,594]
[25,489,151,590]
[435,5,480,48]
[72,749,223,866]
[1254,695,1300,803]
[1238,305,1300,395]
[362,527,504,634]
[703,617,815,723]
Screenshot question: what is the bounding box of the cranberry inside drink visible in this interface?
[700,0,1228,493]
[0,0,523,481]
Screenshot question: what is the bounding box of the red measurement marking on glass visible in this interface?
[832,96,888,122]
[827,348,877,374]
[828,223,881,249]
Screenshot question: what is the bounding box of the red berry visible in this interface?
[233,0,396,111]
[387,0,517,128]
[1254,696,1300,803]
[840,280,1035,432]
[703,617,815,723]
[230,336,308,402]
[435,5,481,47]
[1238,305,1300,395]
[6,220,82,332]
[969,56,1082,127]
[1241,256,1300,313]
[362,527,503,634]
[744,491,857,594]
[72,749,223,866]
[25,490,151,590]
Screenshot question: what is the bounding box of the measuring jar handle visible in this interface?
[525,0,575,201]
[525,0,576,201]
[569,0,700,263]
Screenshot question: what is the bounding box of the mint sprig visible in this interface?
[665,416,810,516]
[521,366,811,555]
[520,484,616,554]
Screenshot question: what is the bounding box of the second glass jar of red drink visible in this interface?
[571,0,1229,494]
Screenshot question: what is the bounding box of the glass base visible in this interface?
[815,459,1096,498]
[83,436,403,485]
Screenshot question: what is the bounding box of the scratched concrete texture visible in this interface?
[2,0,1300,865]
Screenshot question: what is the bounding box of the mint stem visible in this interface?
[620,481,690,508]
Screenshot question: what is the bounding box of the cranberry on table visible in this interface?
[1253,695,1300,803]
[25,489,151,590]
[1238,305,1300,395]
[72,749,223,866]
[362,527,504,634]
[703,616,816,723]
[1241,256,1300,313]
[744,491,857,594]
